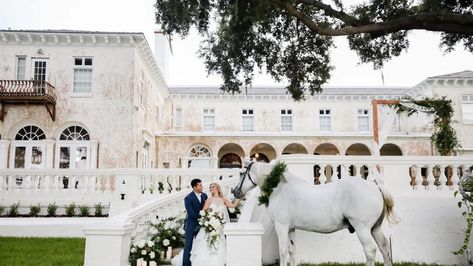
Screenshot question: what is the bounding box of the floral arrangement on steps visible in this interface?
[129,213,186,265]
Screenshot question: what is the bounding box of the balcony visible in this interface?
[0,80,57,121]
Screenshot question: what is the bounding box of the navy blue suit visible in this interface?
[183,191,207,266]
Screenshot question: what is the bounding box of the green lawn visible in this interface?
[0,237,85,266]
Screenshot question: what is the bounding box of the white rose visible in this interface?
[178,228,185,234]
[163,239,170,246]
[199,210,205,215]
[172,236,176,240]
[147,240,154,247]
[204,221,209,227]
[228,208,235,213]
[150,251,155,259]
[199,221,203,225]
[141,250,147,255]
[131,247,136,253]
[164,223,170,230]
[137,240,145,248]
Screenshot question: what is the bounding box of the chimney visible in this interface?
[154,29,171,81]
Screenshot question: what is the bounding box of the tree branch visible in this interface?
[277,1,473,36]
[294,0,363,26]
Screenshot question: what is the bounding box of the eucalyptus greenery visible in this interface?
[258,162,287,207]
[393,96,461,156]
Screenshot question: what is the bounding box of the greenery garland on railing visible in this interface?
[392,96,461,156]
[454,173,473,256]
[258,162,287,207]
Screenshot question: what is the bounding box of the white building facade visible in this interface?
[1,29,472,172]
[0,30,168,171]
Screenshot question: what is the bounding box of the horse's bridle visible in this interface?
[232,161,256,199]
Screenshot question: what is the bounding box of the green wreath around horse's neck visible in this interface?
[258,162,287,207]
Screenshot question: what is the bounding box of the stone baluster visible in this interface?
[425,165,434,190]
[318,164,327,184]
[90,175,97,191]
[44,175,51,190]
[24,175,32,191]
[449,165,459,190]
[438,165,447,190]
[412,165,421,190]
[0,175,5,191]
[354,164,361,178]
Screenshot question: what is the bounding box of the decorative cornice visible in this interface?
[170,93,400,102]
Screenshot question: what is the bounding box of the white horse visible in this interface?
[232,161,397,266]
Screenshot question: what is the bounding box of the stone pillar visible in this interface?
[224,223,264,266]
[108,174,140,217]
[90,140,98,168]
[83,223,135,266]
[44,140,55,168]
[0,140,10,169]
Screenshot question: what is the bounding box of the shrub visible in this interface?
[94,203,103,217]
[8,202,20,217]
[29,204,41,217]
[0,205,5,216]
[79,205,90,217]
[47,203,58,217]
[65,203,76,217]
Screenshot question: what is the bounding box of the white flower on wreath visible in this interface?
[163,239,170,246]
[199,210,205,215]
[178,228,185,234]
[150,251,155,259]
[147,240,154,247]
[228,208,235,213]
[136,240,146,249]
[164,223,170,230]
[204,221,209,226]
[131,247,136,253]
[141,250,147,255]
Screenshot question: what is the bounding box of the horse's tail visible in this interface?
[379,186,400,225]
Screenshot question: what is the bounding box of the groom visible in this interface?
[183,178,207,266]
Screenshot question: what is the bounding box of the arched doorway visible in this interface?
[220,153,242,168]
[313,143,340,182]
[250,143,276,163]
[187,144,213,168]
[217,143,245,168]
[380,143,403,156]
[282,143,308,155]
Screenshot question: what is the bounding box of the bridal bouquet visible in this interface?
[198,208,226,251]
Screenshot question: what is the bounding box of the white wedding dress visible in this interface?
[172,197,229,266]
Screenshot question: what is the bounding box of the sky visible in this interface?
[1,0,472,88]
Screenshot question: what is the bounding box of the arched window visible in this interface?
[15,125,46,140]
[187,144,212,168]
[189,144,212,157]
[60,126,90,140]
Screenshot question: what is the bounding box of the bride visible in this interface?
[173,182,240,266]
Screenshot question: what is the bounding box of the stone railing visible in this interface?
[280,155,473,193]
[0,168,241,216]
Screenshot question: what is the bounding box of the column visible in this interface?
[0,140,10,169]
[224,223,264,266]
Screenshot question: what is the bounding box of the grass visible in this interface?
[0,237,85,266]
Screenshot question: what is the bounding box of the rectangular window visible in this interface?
[242,109,254,131]
[175,107,182,127]
[32,59,47,81]
[14,147,26,168]
[59,147,71,169]
[462,95,473,124]
[31,146,43,165]
[281,109,292,131]
[203,108,215,131]
[73,57,93,93]
[319,109,331,131]
[16,56,26,80]
[357,109,370,132]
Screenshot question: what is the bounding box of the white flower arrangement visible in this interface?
[198,208,226,252]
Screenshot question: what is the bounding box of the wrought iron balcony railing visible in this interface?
[0,80,57,121]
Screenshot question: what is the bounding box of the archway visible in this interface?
[282,143,308,155]
[218,143,245,168]
[250,143,277,163]
[314,143,340,155]
[380,143,403,156]
[345,143,371,155]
